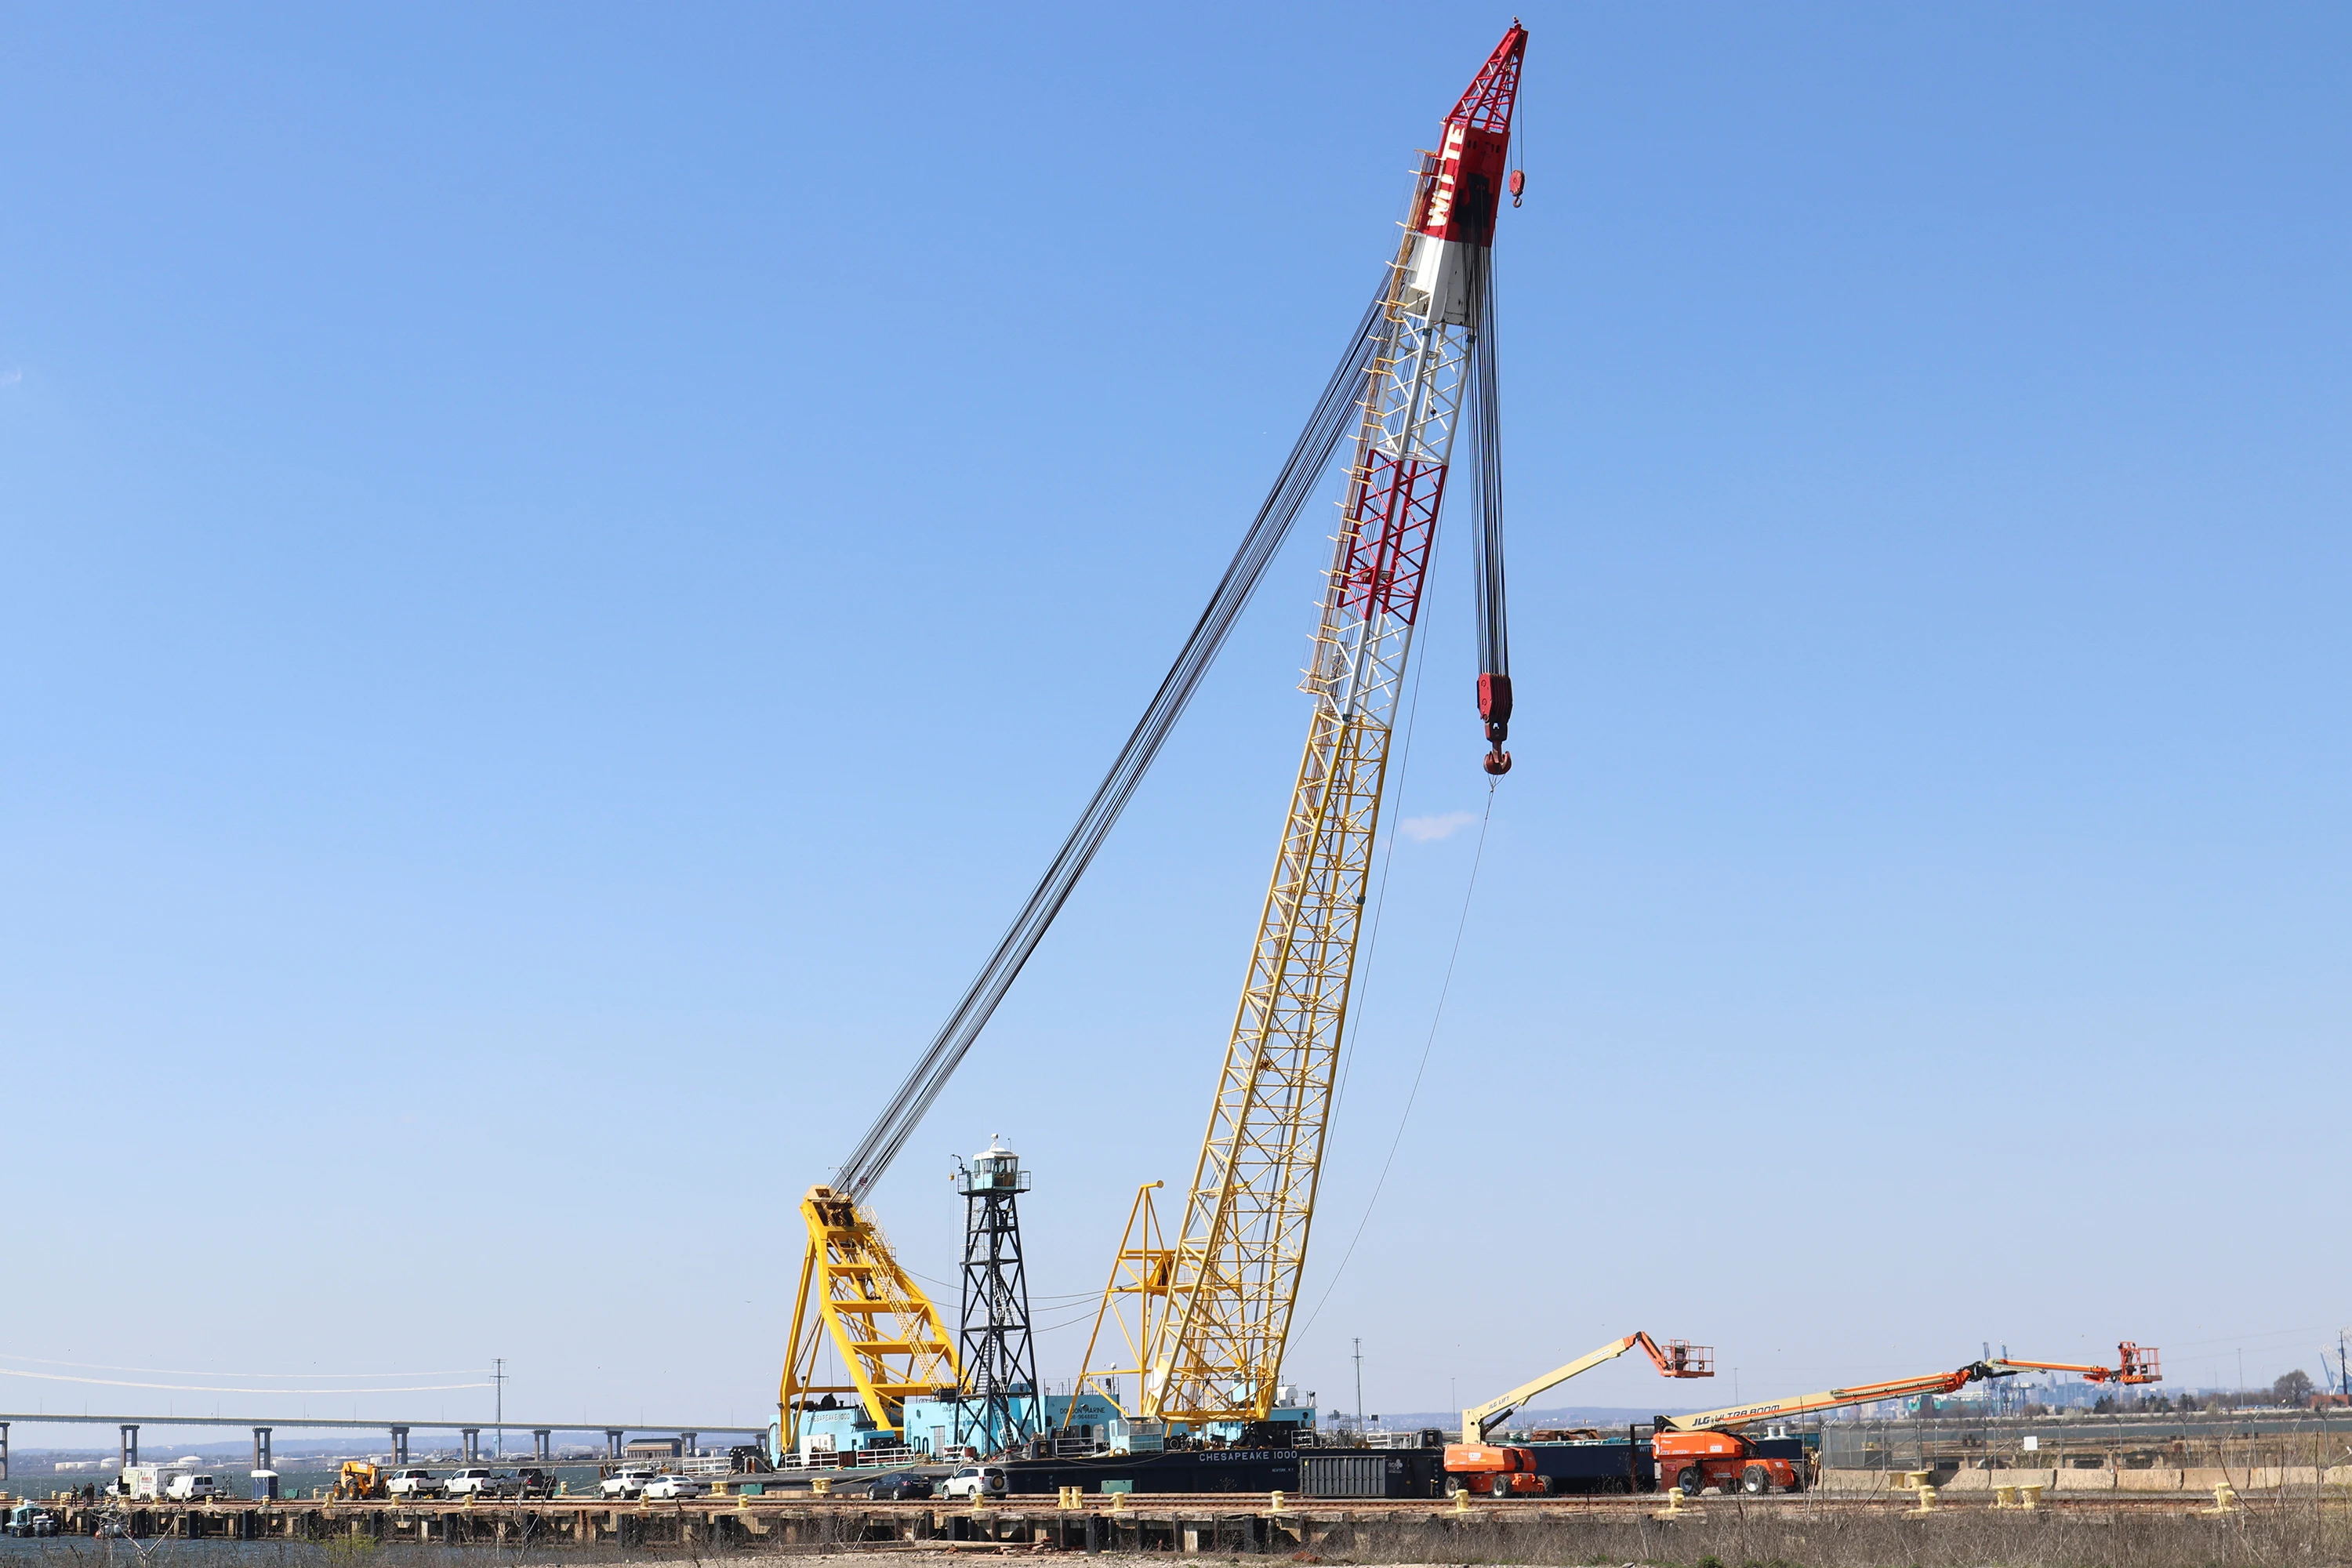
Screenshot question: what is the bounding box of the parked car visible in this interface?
[385,1468,443,1498]
[443,1468,518,1497]
[164,1475,217,1502]
[849,1472,933,1501]
[940,1465,1007,1501]
[641,1474,706,1500]
[599,1467,657,1499]
[510,1468,556,1499]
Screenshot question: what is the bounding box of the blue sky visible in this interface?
[3,1,2348,1443]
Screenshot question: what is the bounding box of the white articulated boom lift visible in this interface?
[1446,1334,1713,1497]
[1461,1334,1714,1444]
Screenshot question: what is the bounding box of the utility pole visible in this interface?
[1352,1340,1364,1436]
[493,1359,506,1458]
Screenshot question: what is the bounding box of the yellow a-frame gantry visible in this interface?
[778,1186,960,1454]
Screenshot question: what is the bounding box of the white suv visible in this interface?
[599,1467,657,1499]
[941,1465,1007,1501]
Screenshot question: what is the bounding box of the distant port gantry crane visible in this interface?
[779,20,1530,1454]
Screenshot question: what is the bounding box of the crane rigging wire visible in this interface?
[1297,776,1497,1339]
[1301,241,1511,1334]
[835,285,1397,1202]
[1468,255,1508,686]
[1465,250,1513,775]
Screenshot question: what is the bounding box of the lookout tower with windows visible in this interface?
[953,1138,1039,1454]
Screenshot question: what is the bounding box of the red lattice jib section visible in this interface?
[1447,24,1527,135]
[1339,452,1446,624]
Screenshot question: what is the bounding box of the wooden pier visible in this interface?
[0,1486,2287,1552]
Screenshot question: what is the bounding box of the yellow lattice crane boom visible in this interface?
[1118,24,1530,1428]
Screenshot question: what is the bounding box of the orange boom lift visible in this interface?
[1650,1344,2161,1497]
[1445,1334,1712,1497]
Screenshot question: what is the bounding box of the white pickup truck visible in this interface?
[385,1468,442,1498]
[443,1468,516,1497]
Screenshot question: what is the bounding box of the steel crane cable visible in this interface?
[835,285,1395,1202]
[1465,251,1512,774]
[1469,254,1508,684]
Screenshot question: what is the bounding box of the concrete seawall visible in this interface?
[1817,1465,2352,1494]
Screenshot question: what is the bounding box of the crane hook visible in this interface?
[1483,748,1513,776]
[1508,169,1525,209]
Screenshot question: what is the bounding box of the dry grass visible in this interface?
[13,1505,2349,1568]
[1326,1502,2352,1568]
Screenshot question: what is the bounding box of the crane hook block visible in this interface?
[1483,748,1513,776]
[1508,169,1526,208]
[1478,671,1513,746]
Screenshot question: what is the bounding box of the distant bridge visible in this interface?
[0,1410,768,1479]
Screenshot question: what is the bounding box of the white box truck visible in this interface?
[117,1466,191,1500]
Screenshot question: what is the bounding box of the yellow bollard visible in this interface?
[1898,1470,1932,1493]
[1993,1485,2019,1509]
[1452,1487,1472,1513]
[463,1493,476,1510]
[1058,1486,1083,1511]
[2195,1484,2241,1516]
[809,1477,830,1498]
[1907,1483,1938,1516]
[1109,1490,1127,1514]
[1650,1486,1692,1520]
[2020,1483,2042,1510]
[736,1493,750,1510]
[1269,1490,1286,1512]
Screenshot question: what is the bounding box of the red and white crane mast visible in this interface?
[1328,24,1524,771]
[1133,21,1529,1426]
